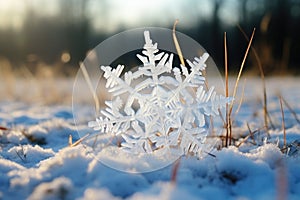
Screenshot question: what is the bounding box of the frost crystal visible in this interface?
[89,31,231,157]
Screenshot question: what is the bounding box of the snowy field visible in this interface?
[1,77,300,200]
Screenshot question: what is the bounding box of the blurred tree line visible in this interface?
[0,0,299,76]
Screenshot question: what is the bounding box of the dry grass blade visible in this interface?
[231,28,255,103]
[281,96,300,124]
[246,123,256,144]
[68,135,73,146]
[237,25,269,135]
[218,108,226,125]
[224,32,230,147]
[173,19,185,66]
[234,78,246,117]
[237,125,267,147]
[171,158,181,184]
[69,133,90,147]
[225,28,255,146]
[1,126,45,145]
[80,62,100,113]
[224,32,229,100]
[15,149,26,162]
[279,96,286,153]
[276,159,288,200]
[0,126,9,131]
[267,112,276,130]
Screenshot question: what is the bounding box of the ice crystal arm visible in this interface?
[136,31,159,66]
[173,68,182,83]
[121,134,152,154]
[187,54,209,72]
[101,65,145,99]
[102,65,124,88]
[137,31,174,80]
[180,127,207,155]
[166,53,209,106]
[181,65,189,78]
[101,96,123,119]
[195,86,233,116]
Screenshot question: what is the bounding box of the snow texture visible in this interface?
[1,77,300,200]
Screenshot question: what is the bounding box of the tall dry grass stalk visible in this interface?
[173,19,185,67]
[224,32,230,147]
[225,28,256,147]
[80,62,100,113]
[281,96,300,124]
[279,96,286,153]
[170,20,184,184]
[237,25,270,135]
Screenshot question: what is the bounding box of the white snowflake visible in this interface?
[88,30,232,157]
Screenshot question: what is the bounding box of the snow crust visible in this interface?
[1,77,300,199]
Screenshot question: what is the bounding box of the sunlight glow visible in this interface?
[0,0,236,32]
[0,0,25,30]
[61,52,71,63]
[90,0,214,33]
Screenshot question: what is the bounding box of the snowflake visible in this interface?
[88,30,232,157]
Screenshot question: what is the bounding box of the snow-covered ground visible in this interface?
[1,77,300,200]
